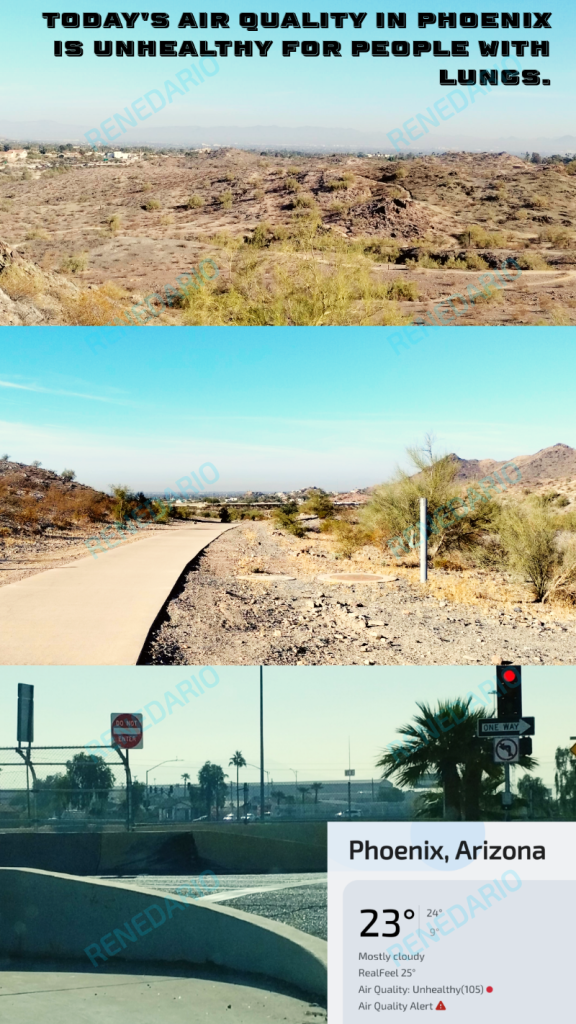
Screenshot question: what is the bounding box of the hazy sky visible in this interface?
[0,666,573,790]
[1,329,574,492]
[0,1,572,140]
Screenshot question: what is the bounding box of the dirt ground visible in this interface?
[1,149,575,325]
[141,520,576,666]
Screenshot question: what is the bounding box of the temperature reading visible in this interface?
[359,908,415,938]
[427,909,442,917]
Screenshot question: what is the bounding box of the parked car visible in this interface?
[335,809,361,818]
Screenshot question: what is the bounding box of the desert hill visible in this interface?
[450,443,576,486]
[0,458,112,532]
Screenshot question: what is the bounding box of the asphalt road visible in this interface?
[109,873,328,940]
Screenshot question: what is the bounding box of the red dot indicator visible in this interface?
[503,670,516,682]
[487,987,493,993]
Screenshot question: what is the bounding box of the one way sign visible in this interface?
[478,717,535,737]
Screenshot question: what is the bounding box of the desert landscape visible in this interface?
[2,442,576,665]
[1,146,575,325]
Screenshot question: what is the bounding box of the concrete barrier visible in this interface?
[0,830,199,875]
[0,868,327,998]
[191,823,327,873]
[0,823,328,875]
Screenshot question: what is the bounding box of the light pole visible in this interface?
[290,768,298,792]
[260,666,265,822]
[146,759,183,791]
[247,763,271,816]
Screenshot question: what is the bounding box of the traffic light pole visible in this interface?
[115,746,133,831]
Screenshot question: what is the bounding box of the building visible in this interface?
[104,151,140,163]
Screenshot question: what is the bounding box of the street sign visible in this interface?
[494,736,520,764]
[570,743,576,757]
[478,717,535,737]
[344,769,355,776]
[111,713,143,749]
[17,684,34,744]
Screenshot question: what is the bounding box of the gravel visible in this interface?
[141,521,576,666]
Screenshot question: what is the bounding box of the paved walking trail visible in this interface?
[0,523,232,665]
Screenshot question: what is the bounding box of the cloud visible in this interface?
[0,379,126,404]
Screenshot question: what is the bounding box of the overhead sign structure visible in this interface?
[345,769,355,777]
[478,717,535,737]
[493,736,520,764]
[111,713,143,750]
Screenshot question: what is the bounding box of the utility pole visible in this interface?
[420,498,427,582]
[260,665,265,822]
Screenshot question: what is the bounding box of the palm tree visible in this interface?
[271,789,286,808]
[297,786,311,812]
[376,698,536,821]
[198,762,228,820]
[181,773,190,786]
[311,782,324,804]
[229,751,247,822]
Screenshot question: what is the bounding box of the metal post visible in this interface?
[348,776,352,820]
[420,497,428,582]
[126,749,132,831]
[503,763,512,822]
[260,666,265,822]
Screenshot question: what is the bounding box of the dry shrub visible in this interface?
[59,280,132,325]
[187,195,204,208]
[0,263,44,301]
[61,253,88,273]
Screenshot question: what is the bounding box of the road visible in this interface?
[0,961,326,1023]
[108,873,328,940]
[0,523,233,665]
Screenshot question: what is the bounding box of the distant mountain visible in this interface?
[0,119,574,154]
[450,444,576,485]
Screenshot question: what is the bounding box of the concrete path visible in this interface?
[0,523,232,665]
[0,963,325,1024]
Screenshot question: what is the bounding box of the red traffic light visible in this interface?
[503,669,517,682]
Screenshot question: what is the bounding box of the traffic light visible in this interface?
[496,666,522,719]
[519,738,532,757]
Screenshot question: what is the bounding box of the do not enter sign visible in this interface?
[111,713,143,749]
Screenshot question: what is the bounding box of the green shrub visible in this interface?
[285,177,300,192]
[187,195,204,208]
[457,225,505,247]
[144,198,161,211]
[516,252,550,270]
[218,190,233,209]
[61,252,88,273]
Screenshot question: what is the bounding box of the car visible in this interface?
[222,814,235,822]
[335,809,361,818]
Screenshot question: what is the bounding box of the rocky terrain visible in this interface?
[1,149,575,325]
[141,520,576,667]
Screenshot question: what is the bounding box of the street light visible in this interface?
[290,768,298,792]
[246,763,271,810]
[146,759,183,791]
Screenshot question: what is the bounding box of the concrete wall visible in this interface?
[0,868,327,998]
[191,822,327,873]
[0,823,328,875]
[0,830,198,875]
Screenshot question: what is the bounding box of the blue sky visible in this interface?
[0,327,573,493]
[0,666,572,789]
[0,1,572,140]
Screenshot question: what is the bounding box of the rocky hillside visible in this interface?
[0,459,112,532]
[450,443,576,485]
